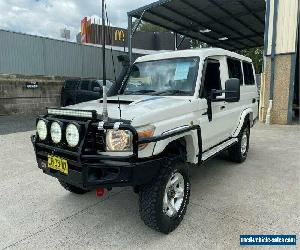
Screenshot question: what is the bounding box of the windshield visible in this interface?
[122,57,199,96]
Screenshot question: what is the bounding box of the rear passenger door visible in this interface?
[242,61,259,120]
[77,80,91,103]
[61,80,79,106]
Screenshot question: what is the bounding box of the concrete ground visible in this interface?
[0,114,36,135]
[0,118,299,249]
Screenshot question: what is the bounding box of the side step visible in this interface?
[202,138,238,162]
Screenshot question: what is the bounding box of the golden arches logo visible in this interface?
[114,30,125,41]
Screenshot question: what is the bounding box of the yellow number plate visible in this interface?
[48,155,68,175]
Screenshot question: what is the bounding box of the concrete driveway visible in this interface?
[0,122,299,249]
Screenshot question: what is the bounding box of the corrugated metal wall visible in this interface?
[267,0,299,55]
[0,30,140,79]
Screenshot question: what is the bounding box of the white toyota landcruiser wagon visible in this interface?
[32,48,258,234]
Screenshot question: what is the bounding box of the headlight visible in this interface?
[106,130,132,152]
[137,125,155,150]
[37,119,48,140]
[66,123,80,147]
[50,122,62,144]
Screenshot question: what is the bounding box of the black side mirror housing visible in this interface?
[206,78,241,122]
[225,78,240,102]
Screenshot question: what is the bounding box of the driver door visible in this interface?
[197,58,229,151]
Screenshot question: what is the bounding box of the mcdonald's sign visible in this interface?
[114,30,125,42]
[81,17,88,43]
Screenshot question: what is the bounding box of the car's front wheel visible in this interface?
[139,159,190,234]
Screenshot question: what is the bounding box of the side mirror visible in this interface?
[225,78,240,102]
[93,87,102,93]
[206,78,241,122]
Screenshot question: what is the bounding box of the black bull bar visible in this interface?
[32,118,200,189]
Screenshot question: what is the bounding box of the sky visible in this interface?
[0,0,154,41]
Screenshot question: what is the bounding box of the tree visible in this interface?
[239,47,263,73]
[135,21,167,32]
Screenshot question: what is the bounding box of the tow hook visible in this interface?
[96,188,105,197]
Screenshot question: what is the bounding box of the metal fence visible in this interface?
[0,29,140,79]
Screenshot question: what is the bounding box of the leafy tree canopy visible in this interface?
[136,21,167,32]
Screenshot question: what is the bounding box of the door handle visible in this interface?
[220,105,226,110]
[202,111,208,116]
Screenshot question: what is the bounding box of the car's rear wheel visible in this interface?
[139,158,190,234]
[59,180,88,194]
[228,124,250,163]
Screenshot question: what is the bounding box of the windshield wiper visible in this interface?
[123,90,156,95]
[152,90,192,96]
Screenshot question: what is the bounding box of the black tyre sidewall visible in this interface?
[239,126,250,160]
[156,164,191,233]
[228,124,250,163]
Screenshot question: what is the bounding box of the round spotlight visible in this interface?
[37,119,48,140]
[66,123,80,147]
[50,122,62,144]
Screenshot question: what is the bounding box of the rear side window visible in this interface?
[64,80,78,90]
[243,62,255,85]
[97,80,114,89]
[227,58,243,85]
[80,80,90,91]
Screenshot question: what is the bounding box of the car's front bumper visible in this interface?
[32,135,162,190]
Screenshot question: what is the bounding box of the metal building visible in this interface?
[0,29,143,79]
[262,0,299,124]
[128,0,299,125]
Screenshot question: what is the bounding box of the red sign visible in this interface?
[81,17,88,43]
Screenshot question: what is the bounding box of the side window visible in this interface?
[91,81,100,91]
[91,81,102,91]
[242,62,255,85]
[106,80,113,90]
[200,59,222,98]
[227,58,243,85]
[80,80,90,91]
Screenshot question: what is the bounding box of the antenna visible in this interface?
[118,97,122,120]
[101,0,108,121]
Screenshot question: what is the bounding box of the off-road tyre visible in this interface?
[59,180,88,194]
[228,124,250,163]
[139,158,190,234]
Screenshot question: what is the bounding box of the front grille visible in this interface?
[84,127,106,154]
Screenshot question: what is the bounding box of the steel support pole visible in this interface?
[128,15,133,64]
[265,0,279,125]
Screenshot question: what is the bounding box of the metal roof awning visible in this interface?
[128,0,266,51]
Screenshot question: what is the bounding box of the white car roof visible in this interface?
[135,48,252,63]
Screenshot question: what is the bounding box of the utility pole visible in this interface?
[101,0,108,121]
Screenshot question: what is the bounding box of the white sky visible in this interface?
[0,0,154,41]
